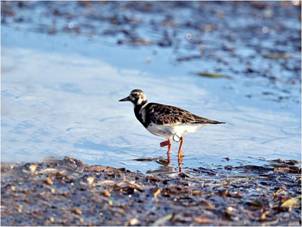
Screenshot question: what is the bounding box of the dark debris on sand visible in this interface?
[1,157,301,226]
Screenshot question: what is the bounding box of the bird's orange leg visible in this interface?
[160,140,169,147]
[160,140,172,164]
[177,137,184,173]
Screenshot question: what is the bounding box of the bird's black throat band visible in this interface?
[134,100,148,127]
[135,100,148,109]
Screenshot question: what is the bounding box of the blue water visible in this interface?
[1,26,300,172]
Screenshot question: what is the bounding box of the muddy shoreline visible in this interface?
[1,157,300,225]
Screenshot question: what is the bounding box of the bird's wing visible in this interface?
[145,103,224,125]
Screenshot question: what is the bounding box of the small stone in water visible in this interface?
[72,208,82,215]
[87,176,94,185]
[153,188,161,198]
[45,177,53,185]
[129,218,140,225]
[49,217,55,223]
[16,205,22,213]
[102,190,111,197]
[29,164,37,173]
[225,206,235,217]
[194,216,212,224]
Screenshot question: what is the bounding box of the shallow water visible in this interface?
[2,2,301,172]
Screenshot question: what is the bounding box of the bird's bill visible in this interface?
[119,96,131,102]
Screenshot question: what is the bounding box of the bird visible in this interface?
[119,89,224,171]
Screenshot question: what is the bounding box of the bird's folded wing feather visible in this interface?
[146,103,223,125]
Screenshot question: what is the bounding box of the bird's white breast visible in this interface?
[146,123,202,139]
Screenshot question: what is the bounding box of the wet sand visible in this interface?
[1,157,300,225]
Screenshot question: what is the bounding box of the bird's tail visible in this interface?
[193,115,225,125]
[208,120,225,124]
[194,118,225,124]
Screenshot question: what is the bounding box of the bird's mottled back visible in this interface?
[144,103,224,125]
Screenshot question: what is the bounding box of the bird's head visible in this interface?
[119,89,147,106]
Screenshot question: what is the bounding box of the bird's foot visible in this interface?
[156,158,170,166]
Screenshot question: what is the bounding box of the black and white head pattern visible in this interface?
[128,89,147,106]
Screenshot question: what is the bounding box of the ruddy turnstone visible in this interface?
[119,89,224,168]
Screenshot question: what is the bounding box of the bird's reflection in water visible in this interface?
[146,164,175,175]
[133,155,184,174]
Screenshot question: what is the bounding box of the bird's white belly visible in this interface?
[146,123,201,139]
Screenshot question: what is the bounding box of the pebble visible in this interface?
[45,177,53,185]
[87,176,94,185]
